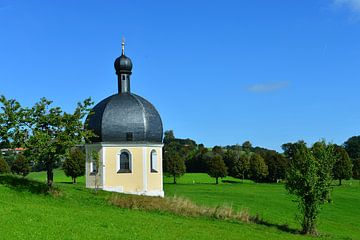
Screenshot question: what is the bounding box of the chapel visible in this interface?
[84,40,164,197]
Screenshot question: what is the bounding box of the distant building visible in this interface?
[85,40,164,197]
[1,148,25,155]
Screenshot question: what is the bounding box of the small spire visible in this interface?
[122,37,125,55]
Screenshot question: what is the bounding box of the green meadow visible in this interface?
[0,170,359,240]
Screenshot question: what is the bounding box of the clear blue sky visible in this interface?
[1,0,360,151]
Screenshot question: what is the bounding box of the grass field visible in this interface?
[0,170,359,240]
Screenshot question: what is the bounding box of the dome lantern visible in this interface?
[114,38,133,93]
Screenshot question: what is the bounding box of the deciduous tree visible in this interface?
[284,141,336,235]
[333,146,352,185]
[163,143,186,184]
[249,154,268,182]
[207,155,227,184]
[26,98,94,187]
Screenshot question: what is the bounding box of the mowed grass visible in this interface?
[0,170,357,240]
[164,174,360,240]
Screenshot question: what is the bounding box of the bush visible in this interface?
[11,154,30,177]
[0,155,10,173]
[63,148,86,183]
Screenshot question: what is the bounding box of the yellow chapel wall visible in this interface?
[146,146,163,192]
[103,145,163,194]
[104,146,144,193]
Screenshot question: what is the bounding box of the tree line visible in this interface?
[163,130,358,186]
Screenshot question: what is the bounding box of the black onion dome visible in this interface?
[86,93,163,143]
[114,54,133,74]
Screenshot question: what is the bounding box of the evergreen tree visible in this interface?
[11,154,30,177]
[63,148,86,183]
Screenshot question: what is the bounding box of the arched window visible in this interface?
[117,150,132,173]
[150,150,158,173]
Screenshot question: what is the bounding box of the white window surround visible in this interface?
[116,149,132,173]
[150,149,158,173]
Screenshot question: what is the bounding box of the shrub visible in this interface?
[11,154,30,177]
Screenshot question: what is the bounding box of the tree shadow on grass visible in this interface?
[251,216,299,235]
[0,174,50,195]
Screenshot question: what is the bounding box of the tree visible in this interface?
[11,154,30,177]
[0,154,10,173]
[63,148,86,183]
[333,146,352,185]
[163,130,175,144]
[352,158,360,179]
[242,141,253,152]
[284,141,336,235]
[257,149,287,183]
[0,96,28,157]
[25,98,94,187]
[225,149,250,181]
[207,155,228,184]
[344,136,360,160]
[186,144,208,173]
[163,148,186,184]
[212,146,224,156]
[249,153,268,182]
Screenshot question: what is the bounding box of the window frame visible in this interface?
[117,149,132,173]
[150,149,158,173]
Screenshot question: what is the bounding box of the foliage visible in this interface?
[186,144,208,173]
[0,96,28,155]
[242,141,253,152]
[249,154,268,182]
[284,141,336,235]
[224,148,250,180]
[332,146,352,185]
[0,154,10,173]
[212,146,224,156]
[256,149,287,182]
[206,155,228,184]
[353,158,360,179]
[163,144,186,184]
[163,130,175,144]
[63,148,86,183]
[24,97,94,187]
[11,154,30,177]
[344,135,360,160]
